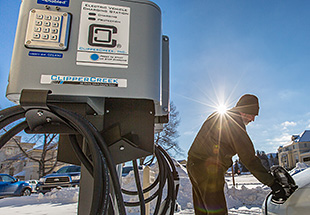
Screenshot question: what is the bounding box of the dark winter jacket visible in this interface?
[188,108,275,186]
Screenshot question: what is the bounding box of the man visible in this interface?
[187,94,285,215]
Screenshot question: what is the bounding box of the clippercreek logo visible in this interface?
[40,74,128,88]
[37,0,70,7]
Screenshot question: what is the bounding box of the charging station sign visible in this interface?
[77,2,130,68]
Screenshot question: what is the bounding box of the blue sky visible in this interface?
[1,1,310,159]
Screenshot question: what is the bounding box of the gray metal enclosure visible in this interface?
[7,0,168,117]
[5,1,175,214]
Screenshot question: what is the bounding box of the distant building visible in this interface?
[0,136,63,180]
[0,137,35,179]
[278,130,310,169]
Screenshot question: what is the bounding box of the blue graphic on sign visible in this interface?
[90,54,99,61]
[37,0,70,7]
[29,51,63,58]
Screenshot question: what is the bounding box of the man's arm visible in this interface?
[231,126,275,186]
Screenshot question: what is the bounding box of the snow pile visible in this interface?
[172,159,269,210]
[226,185,270,208]
[0,161,273,214]
[38,187,79,203]
[0,188,79,215]
[122,160,269,212]
[0,187,79,208]
[289,162,309,176]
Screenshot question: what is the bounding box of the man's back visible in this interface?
[188,109,245,170]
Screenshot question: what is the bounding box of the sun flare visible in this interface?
[217,104,227,114]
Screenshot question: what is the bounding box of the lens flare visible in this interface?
[217,104,227,114]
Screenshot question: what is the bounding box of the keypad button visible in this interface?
[35,20,42,26]
[53,16,60,21]
[52,22,59,27]
[51,28,58,34]
[34,27,41,32]
[43,28,50,33]
[44,21,51,27]
[33,33,40,39]
[51,35,58,40]
[36,14,43,19]
[45,15,52,20]
[42,34,49,39]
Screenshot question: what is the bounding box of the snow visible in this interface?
[0,162,271,215]
[0,188,79,214]
[289,162,309,176]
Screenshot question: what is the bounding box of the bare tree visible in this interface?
[8,133,59,178]
[0,106,59,178]
[155,101,183,157]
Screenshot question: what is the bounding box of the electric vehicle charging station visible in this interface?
[2,0,179,214]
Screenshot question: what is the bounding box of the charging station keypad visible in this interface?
[25,9,71,50]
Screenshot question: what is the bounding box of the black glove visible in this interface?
[271,181,287,201]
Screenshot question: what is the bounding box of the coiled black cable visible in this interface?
[0,105,110,215]
[68,134,93,176]
[0,121,28,148]
[132,159,146,215]
[47,105,109,214]
[157,145,179,215]
[121,144,180,215]
[0,104,180,215]
[50,104,126,215]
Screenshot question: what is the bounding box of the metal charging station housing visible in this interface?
[7,0,168,118]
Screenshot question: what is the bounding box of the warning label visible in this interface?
[77,2,130,68]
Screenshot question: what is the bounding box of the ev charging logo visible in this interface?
[77,2,130,68]
[88,24,117,48]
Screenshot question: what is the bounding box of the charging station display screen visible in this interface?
[77,2,130,68]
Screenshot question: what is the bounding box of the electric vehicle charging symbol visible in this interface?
[88,24,117,48]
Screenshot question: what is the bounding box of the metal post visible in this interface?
[78,139,93,215]
[231,164,235,187]
[143,166,151,215]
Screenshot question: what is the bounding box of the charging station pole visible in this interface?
[2,0,179,214]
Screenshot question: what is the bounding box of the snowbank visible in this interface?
[0,187,79,208]
[0,161,271,214]
[289,162,309,176]
[226,185,270,208]
[121,160,270,213]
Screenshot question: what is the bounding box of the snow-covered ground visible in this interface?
[0,163,270,214]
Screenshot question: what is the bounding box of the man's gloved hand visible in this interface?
[271,181,287,201]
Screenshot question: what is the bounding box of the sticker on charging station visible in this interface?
[77,52,128,68]
[29,51,63,58]
[76,2,130,68]
[37,0,70,7]
[40,74,127,87]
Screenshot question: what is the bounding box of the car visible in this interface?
[0,174,32,198]
[262,167,310,215]
[36,165,81,194]
[122,166,134,177]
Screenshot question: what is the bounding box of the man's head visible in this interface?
[235,94,259,125]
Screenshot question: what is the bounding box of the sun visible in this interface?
[217,104,227,114]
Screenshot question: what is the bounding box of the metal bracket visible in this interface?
[20,89,51,110]
[20,89,76,134]
[102,124,150,164]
